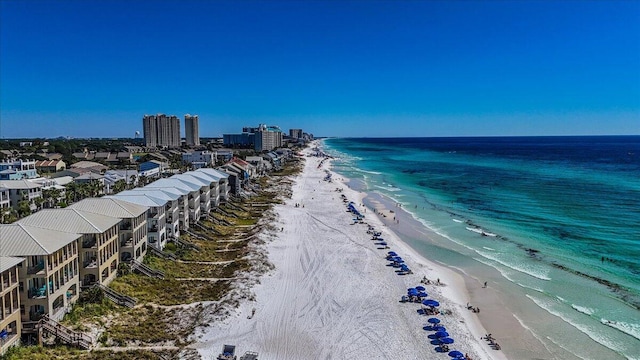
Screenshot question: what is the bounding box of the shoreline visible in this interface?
[357,189,553,359]
[192,142,509,359]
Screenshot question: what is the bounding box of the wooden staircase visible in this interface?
[170,236,201,251]
[96,284,136,308]
[130,259,165,279]
[147,245,177,261]
[39,315,92,350]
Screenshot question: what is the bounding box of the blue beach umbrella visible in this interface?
[430,339,443,345]
[387,251,397,256]
[422,299,440,307]
[433,326,447,332]
[378,242,387,246]
[416,286,426,291]
[434,331,449,338]
[448,350,464,358]
[428,318,441,324]
[440,337,454,344]
[417,292,428,297]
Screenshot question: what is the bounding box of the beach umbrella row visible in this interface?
[367,220,467,359]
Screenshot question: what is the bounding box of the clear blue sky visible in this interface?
[1,0,639,138]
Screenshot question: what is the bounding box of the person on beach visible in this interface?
[483,281,487,288]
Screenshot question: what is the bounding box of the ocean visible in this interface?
[323,136,640,360]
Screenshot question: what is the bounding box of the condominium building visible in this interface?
[0,256,23,354]
[195,168,229,204]
[68,198,148,263]
[145,178,201,225]
[17,209,121,288]
[106,192,169,250]
[289,129,303,139]
[0,224,81,323]
[174,173,212,216]
[184,114,200,146]
[113,188,182,239]
[255,124,283,152]
[142,114,181,148]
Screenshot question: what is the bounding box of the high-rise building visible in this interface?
[289,129,303,139]
[143,114,181,148]
[184,114,200,146]
[255,124,283,152]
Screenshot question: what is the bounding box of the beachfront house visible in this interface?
[104,192,167,250]
[143,179,191,230]
[68,198,148,263]
[0,256,24,354]
[0,224,80,323]
[17,209,121,288]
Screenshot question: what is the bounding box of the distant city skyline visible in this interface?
[1,0,638,138]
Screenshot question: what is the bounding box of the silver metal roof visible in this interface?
[144,178,194,194]
[17,208,120,234]
[124,188,181,201]
[173,173,209,187]
[167,175,202,191]
[0,256,25,272]
[105,194,167,207]
[0,180,42,189]
[68,197,148,218]
[185,171,219,184]
[0,223,81,255]
[196,168,229,179]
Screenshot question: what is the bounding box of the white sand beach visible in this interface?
[192,143,509,360]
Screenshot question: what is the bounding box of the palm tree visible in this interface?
[1,208,18,224]
[112,179,127,194]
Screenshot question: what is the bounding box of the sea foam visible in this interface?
[527,295,625,356]
[476,249,551,281]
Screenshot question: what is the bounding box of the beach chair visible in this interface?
[217,344,237,360]
[239,351,258,360]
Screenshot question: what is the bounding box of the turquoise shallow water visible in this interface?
[323,136,640,360]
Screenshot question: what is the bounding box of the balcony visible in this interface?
[149,210,159,218]
[29,311,45,322]
[82,238,97,249]
[82,259,97,269]
[149,225,158,232]
[27,262,45,275]
[120,237,133,247]
[28,287,47,299]
[119,222,132,230]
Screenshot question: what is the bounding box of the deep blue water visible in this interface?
[324,136,640,359]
